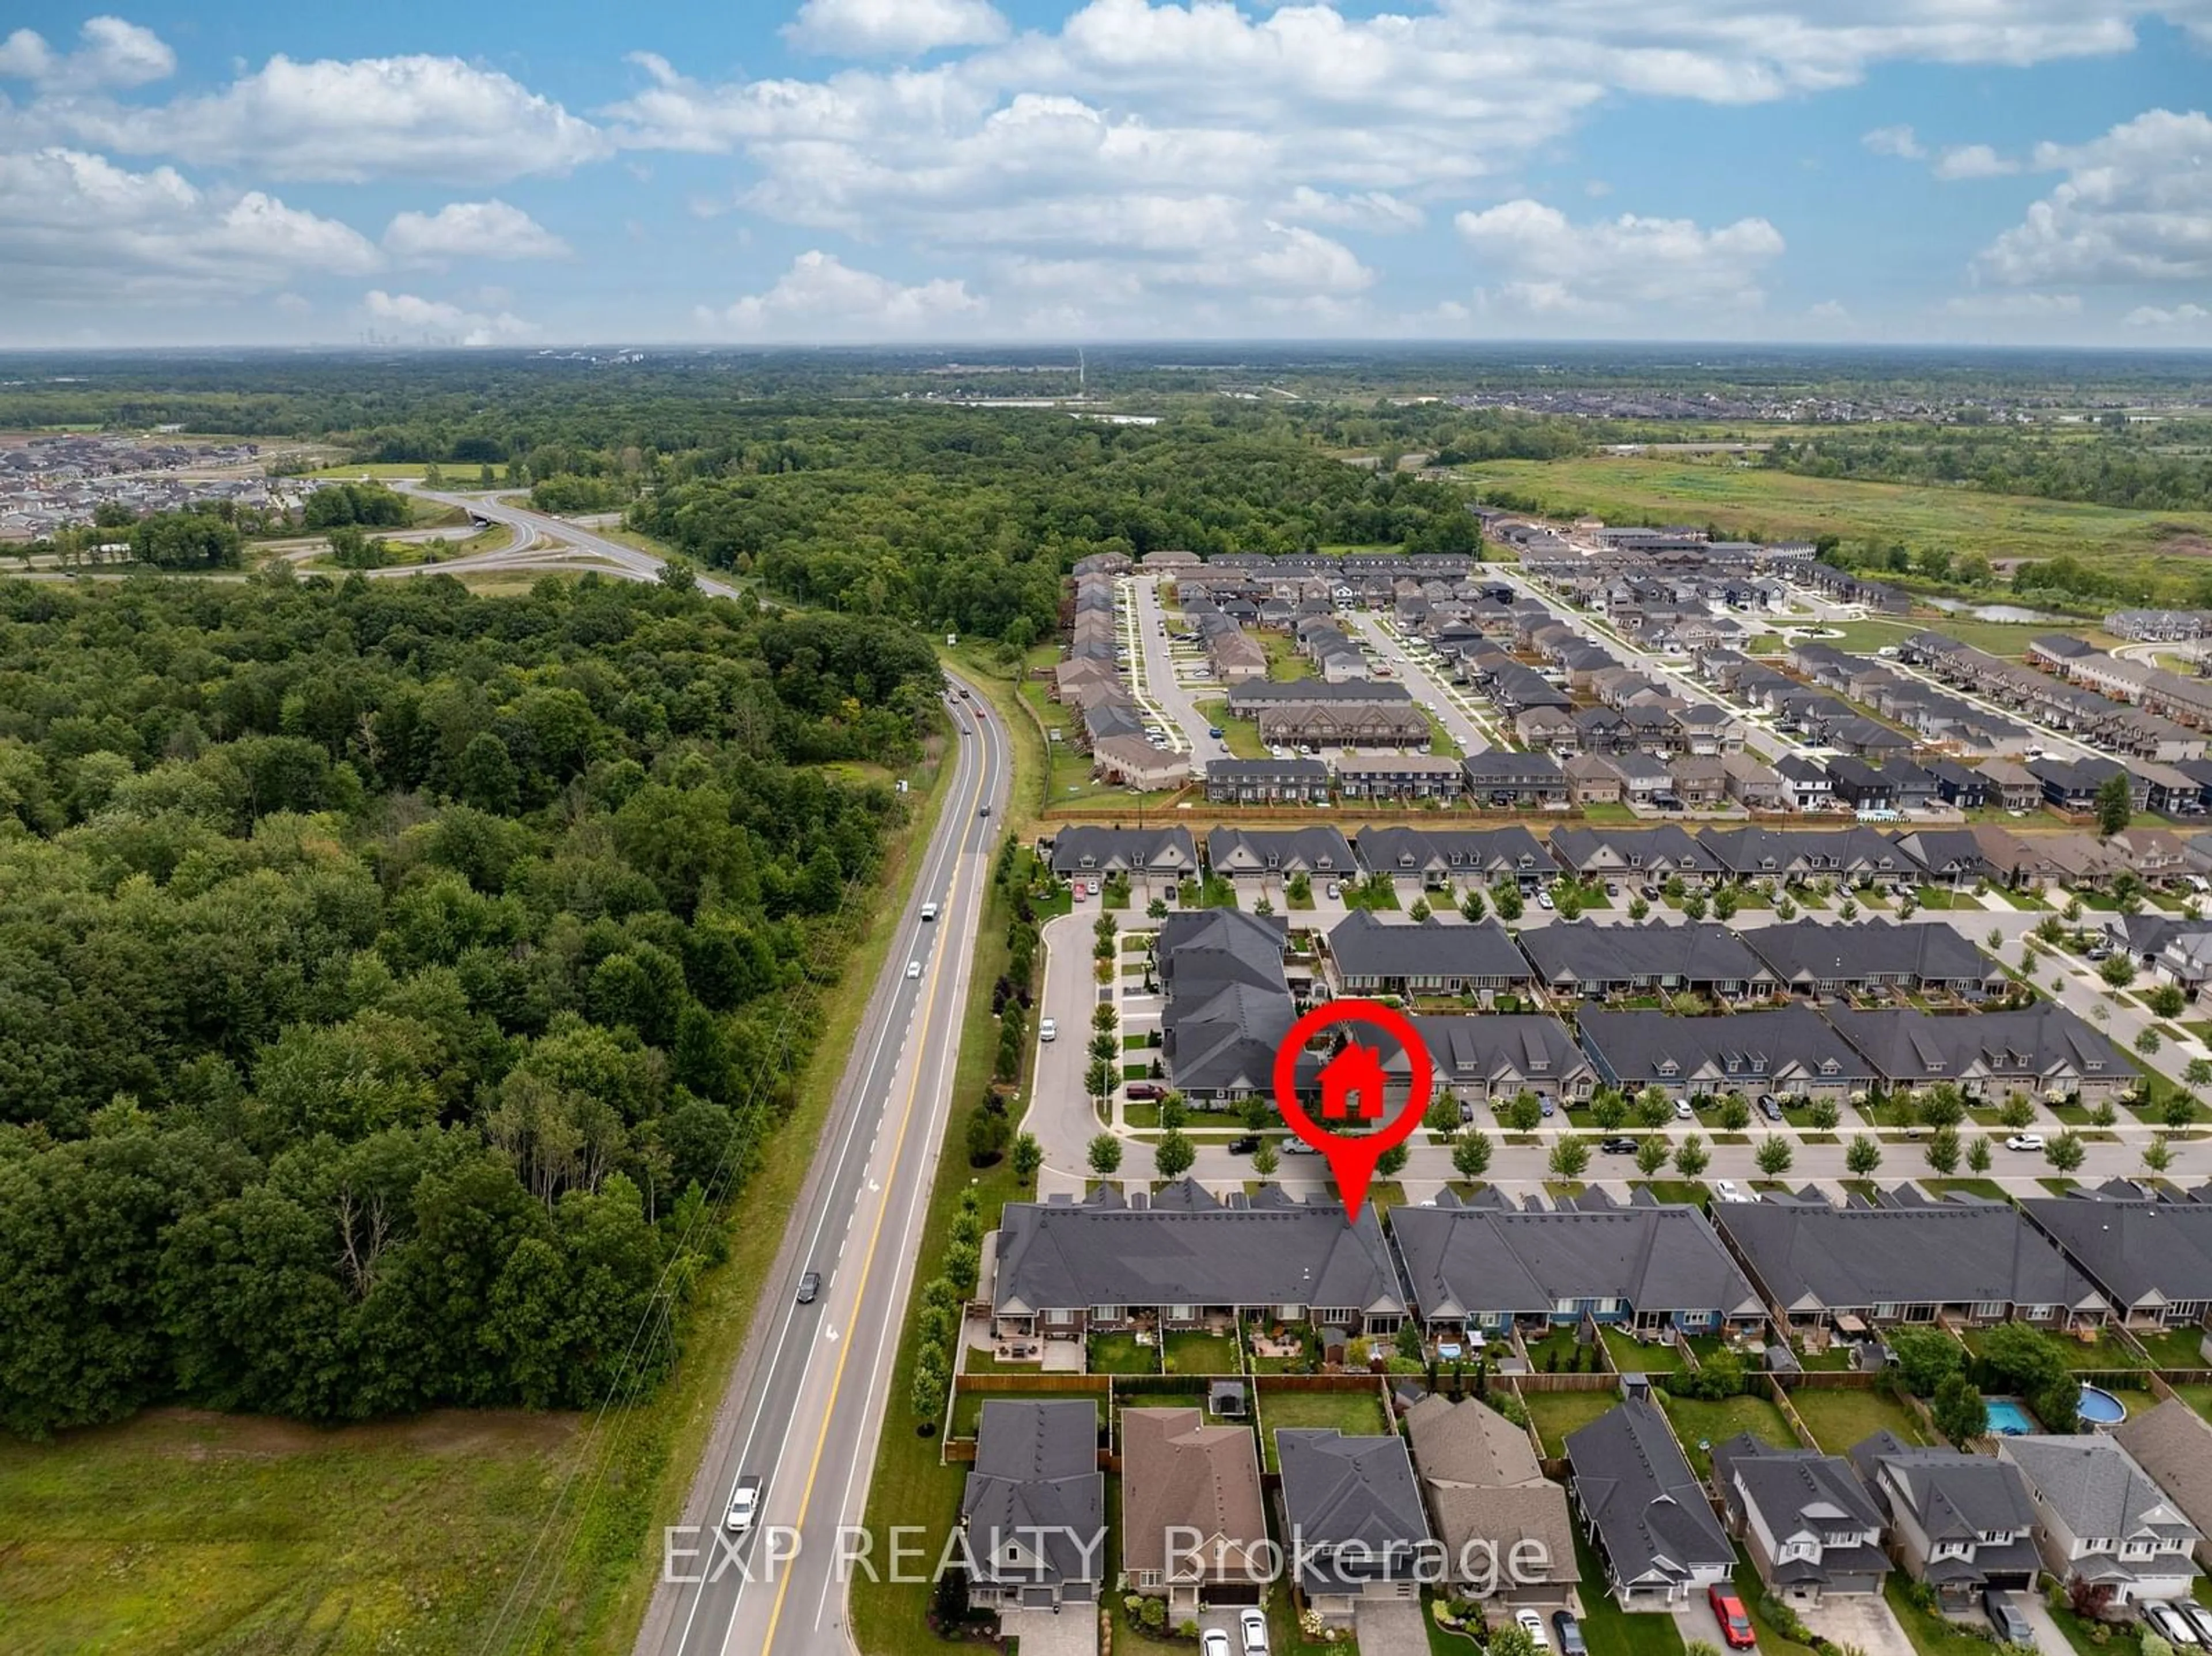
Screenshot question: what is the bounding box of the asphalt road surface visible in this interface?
[635,677,1010,1656]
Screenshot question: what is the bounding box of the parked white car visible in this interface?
[1239,1606,1271,1654]
[1039,1018,1058,1042]
[2005,1133,2046,1152]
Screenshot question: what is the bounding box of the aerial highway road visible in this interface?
[634,675,1010,1656]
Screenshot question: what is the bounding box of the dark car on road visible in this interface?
[1758,1093,1784,1121]
[1599,1137,1638,1155]
[1228,1135,1261,1154]
[797,1271,822,1305]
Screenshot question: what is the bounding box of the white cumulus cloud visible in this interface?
[0,146,378,301]
[696,250,985,339]
[1278,185,1424,232]
[383,199,569,263]
[783,0,1010,56]
[1455,198,1785,317]
[362,287,538,346]
[1976,108,2212,286]
[0,17,174,91]
[48,54,609,183]
[1943,291,2084,316]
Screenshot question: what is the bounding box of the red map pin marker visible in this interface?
[1272,998,1434,1225]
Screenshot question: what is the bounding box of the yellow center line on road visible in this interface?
[747,717,988,1656]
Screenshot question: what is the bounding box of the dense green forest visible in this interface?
[1767,427,2212,513]
[622,414,1479,643]
[0,570,941,1436]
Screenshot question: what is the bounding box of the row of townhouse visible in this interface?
[1903,632,2208,763]
[1053,820,2210,901]
[2031,634,2212,733]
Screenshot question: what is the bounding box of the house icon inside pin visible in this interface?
[1319,1043,1388,1122]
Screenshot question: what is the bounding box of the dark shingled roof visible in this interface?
[1713,1202,2105,1316]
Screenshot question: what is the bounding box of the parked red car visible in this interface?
[1126,1082,1163,1101]
[1709,1585,1756,1650]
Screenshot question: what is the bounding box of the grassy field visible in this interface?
[1455,454,2212,569]
[1786,1385,1933,1454]
[1824,615,2109,660]
[0,1409,583,1655]
[0,719,959,1656]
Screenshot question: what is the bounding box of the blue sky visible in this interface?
[1,0,2208,347]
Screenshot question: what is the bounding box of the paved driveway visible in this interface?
[1801,1592,1916,1656]
[1355,1597,1432,1655]
[997,1602,1100,1656]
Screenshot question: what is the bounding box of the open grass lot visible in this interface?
[1786,1385,1933,1454]
[1827,615,2103,661]
[1523,1388,1622,1456]
[1659,1392,1798,1476]
[1162,1331,1240,1375]
[1255,1385,1390,1472]
[1454,453,2212,573]
[0,1408,582,1655]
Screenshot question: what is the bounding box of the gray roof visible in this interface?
[993,1185,1406,1317]
[1050,825,1199,877]
[1743,919,2004,988]
[1409,1013,1593,1094]
[2113,1401,2212,1540]
[2001,1435,2200,1548]
[1230,678,1416,704]
[1327,911,1531,982]
[963,1400,1106,1590]
[1463,751,1567,786]
[1714,1202,2106,1316]
[2021,1195,2212,1310]
[1206,757,1331,781]
[1713,1437,1889,1586]
[1697,825,1921,877]
[1823,1003,2130,1090]
[1520,920,1774,990]
[1277,1429,1433,1591]
[1547,825,1722,877]
[1577,1006,1871,1091]
[1851,1432,2040,1544]
[1206,825,1355,875]
[1161,908,1294,1094]
[1392,1204,1765,1321]
[1569,1399,1734,1587]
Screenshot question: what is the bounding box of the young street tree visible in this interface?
[2046,1130,2088,1174]
[1086,1132,1123,1177]
[1549,1137,1591,1180]
[1755,1135,1793,1176]
[1154,1128,1196,1181]
[1675,1134,1710,1177]
[1452,1128,1493,1181]
[1636,1137,1670,1177]
[1845,1134,1882,1176]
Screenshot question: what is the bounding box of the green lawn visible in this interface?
[1601,1327,1684,1374]
[1524,1389,1623,1457]
[2130,1326,2212,1370]
[2171,1384,2212,1424]
[1162,1331,1241,1376]
[1089,1332,1162,1374]
[1659,1392,1798,1476]
[1257,1385,1391,1471]
[1786,1385,1934,1454]
[1635,1180,1711,1207]
[1959,1325,2141,1370]
[1524,1326,1601,1374]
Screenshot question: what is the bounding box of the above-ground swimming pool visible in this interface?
[1986,1397,2037,1435]
[2079,1384,2129,1426]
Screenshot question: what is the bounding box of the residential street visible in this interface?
[1127,573,1221,756]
